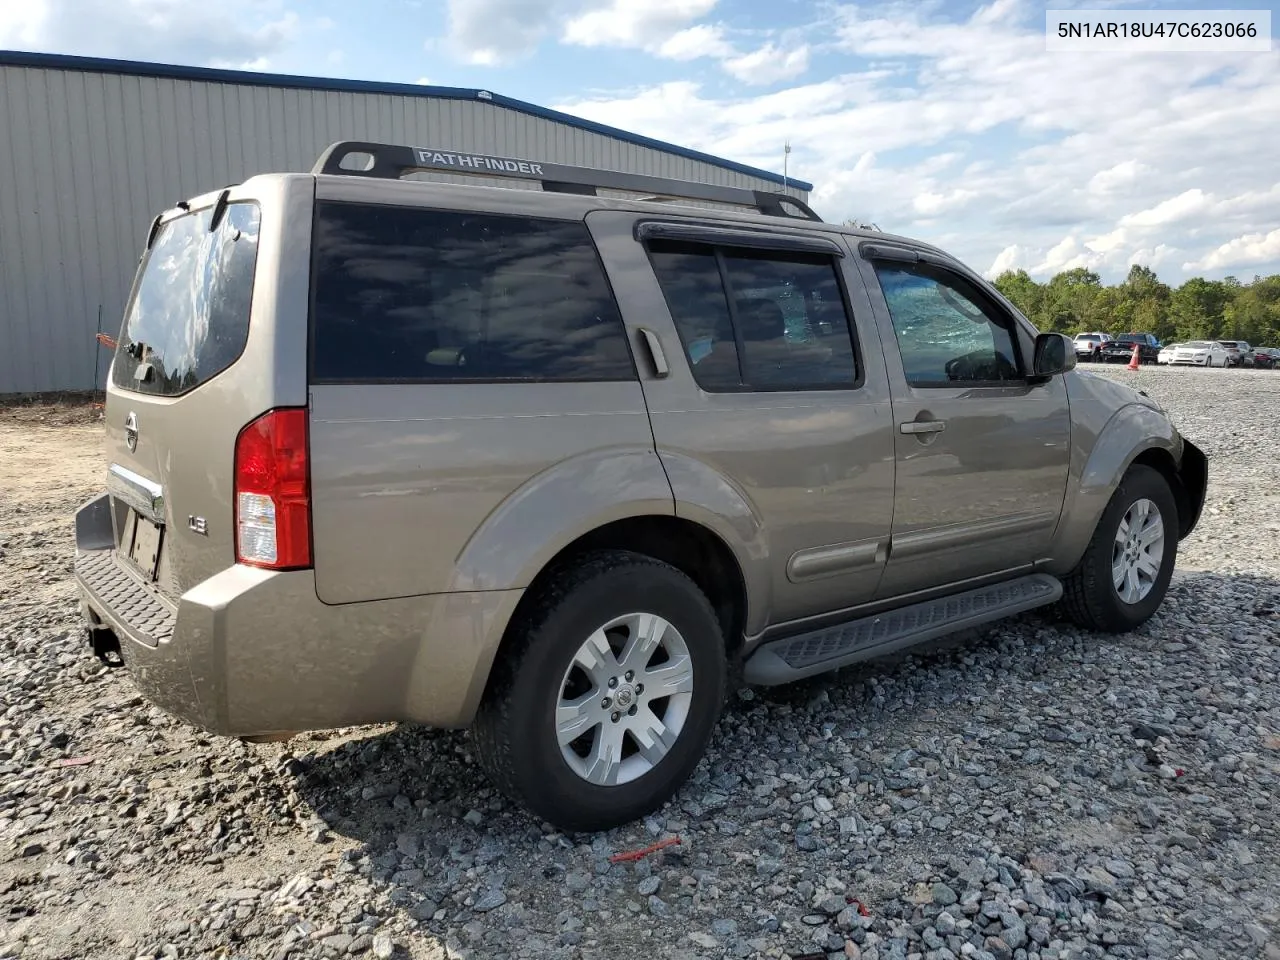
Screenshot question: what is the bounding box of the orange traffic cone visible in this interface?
[1126,343,1141,370]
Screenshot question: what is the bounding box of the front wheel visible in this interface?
[472,550,727,832]
[1060,465,1179,633]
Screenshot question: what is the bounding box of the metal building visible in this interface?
[0,51,812,395]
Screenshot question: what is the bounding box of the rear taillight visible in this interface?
[233,408,312,570]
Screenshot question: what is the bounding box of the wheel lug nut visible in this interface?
[608,677,618,688]
[611,712,621,723]
[624,670,634,682]
[635,684,644,695]
[601,697,611,709]
[628,705,638,716]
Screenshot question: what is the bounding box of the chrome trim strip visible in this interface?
[890,511,1057,560]
[787,539,885,582]
[107,463,165,524]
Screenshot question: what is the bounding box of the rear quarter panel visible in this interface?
[309,382,665,603]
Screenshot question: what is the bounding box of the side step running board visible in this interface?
[743,574,1062,685]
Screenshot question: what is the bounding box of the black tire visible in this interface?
[472,550,727,832]
[1060,464,1179,633]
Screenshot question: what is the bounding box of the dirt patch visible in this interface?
[0,392,105,427]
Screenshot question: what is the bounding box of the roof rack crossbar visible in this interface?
[311,141,822,222]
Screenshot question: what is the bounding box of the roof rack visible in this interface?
[311,141,823,222]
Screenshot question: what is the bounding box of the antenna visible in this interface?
[783,140,792,190]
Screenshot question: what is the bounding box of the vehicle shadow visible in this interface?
[284,567,1280,949]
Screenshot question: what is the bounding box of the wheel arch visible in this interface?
[478,516,750,707]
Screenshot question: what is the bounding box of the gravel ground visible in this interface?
[2,367,1278,960]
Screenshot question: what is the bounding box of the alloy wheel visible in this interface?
[556,613,695,786]
[1112,498,1165,604]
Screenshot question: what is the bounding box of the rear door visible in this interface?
[587,212,896,630]
[854,246,1072,599]
[103,176,313,599]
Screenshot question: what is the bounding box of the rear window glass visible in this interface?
[112,202,261,396]
[310,202,635,382]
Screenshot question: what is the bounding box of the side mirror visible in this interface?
[1032,332,1076,378]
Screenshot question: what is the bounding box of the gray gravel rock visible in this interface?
[2,369,1279,960]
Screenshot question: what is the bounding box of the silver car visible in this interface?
[74,141,1208,831]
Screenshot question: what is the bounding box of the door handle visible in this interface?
[900,420,946,435]
[637,327,669,378]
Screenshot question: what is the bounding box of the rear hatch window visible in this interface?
[112,202,261,396]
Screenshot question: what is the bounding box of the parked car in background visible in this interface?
[1100,333,1161,364]
[1157,343,1180,364]
[1252,347,1280,369]
[1170,340,1228,367]
[1073,332,1112,361]
[1217,340,1252,367]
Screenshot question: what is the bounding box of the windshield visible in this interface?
[112,202,262,396]
[1186,341,1210,348]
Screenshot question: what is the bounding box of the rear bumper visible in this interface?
[73,493,521,737]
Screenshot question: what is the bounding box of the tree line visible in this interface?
[991,265,1280,346]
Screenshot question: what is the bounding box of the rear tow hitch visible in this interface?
[87,627,124,668]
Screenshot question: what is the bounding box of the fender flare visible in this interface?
[1044,403,1184,575]
[448,446,677,592]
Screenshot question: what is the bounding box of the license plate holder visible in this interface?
[123,509,163,581]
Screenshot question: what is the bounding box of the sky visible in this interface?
[2,0,1278,285]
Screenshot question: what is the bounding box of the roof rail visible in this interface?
[311,141,823,222]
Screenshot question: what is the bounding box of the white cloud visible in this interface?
[562,0,717,49]
[445,0,566,65]
[657,24,733,61]
[722,42,810,84]
[1119,189,1211,228]
[0,0,297,67]
[912,187,979,217]
[1186,229,1280,272]
[1088,160,1150,195]
[987,244,1026,277]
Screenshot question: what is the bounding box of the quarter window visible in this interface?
[647,239,859,391]
[874,262,1022,386]
[310,203,634,382]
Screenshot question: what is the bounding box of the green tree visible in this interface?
[992,269,1045,324]
[1043,268,1102,333]
[1168,278,1230,341]
[1119,264,1172,340]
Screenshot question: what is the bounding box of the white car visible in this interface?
[1158,343,1180,364]
[1171,340,1228,367]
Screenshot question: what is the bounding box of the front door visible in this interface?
[858,252,1072,600]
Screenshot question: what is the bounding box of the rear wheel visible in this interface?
[1060,465,1178,633]
[472,550,727,832]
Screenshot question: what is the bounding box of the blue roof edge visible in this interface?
[0,50,814,192]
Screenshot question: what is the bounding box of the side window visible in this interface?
[310,202,634,382]
[647,238,859,391]
[873,262,1022,386]
[645,241,741,392]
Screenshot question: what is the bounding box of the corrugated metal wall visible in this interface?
[0,63,809,394]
